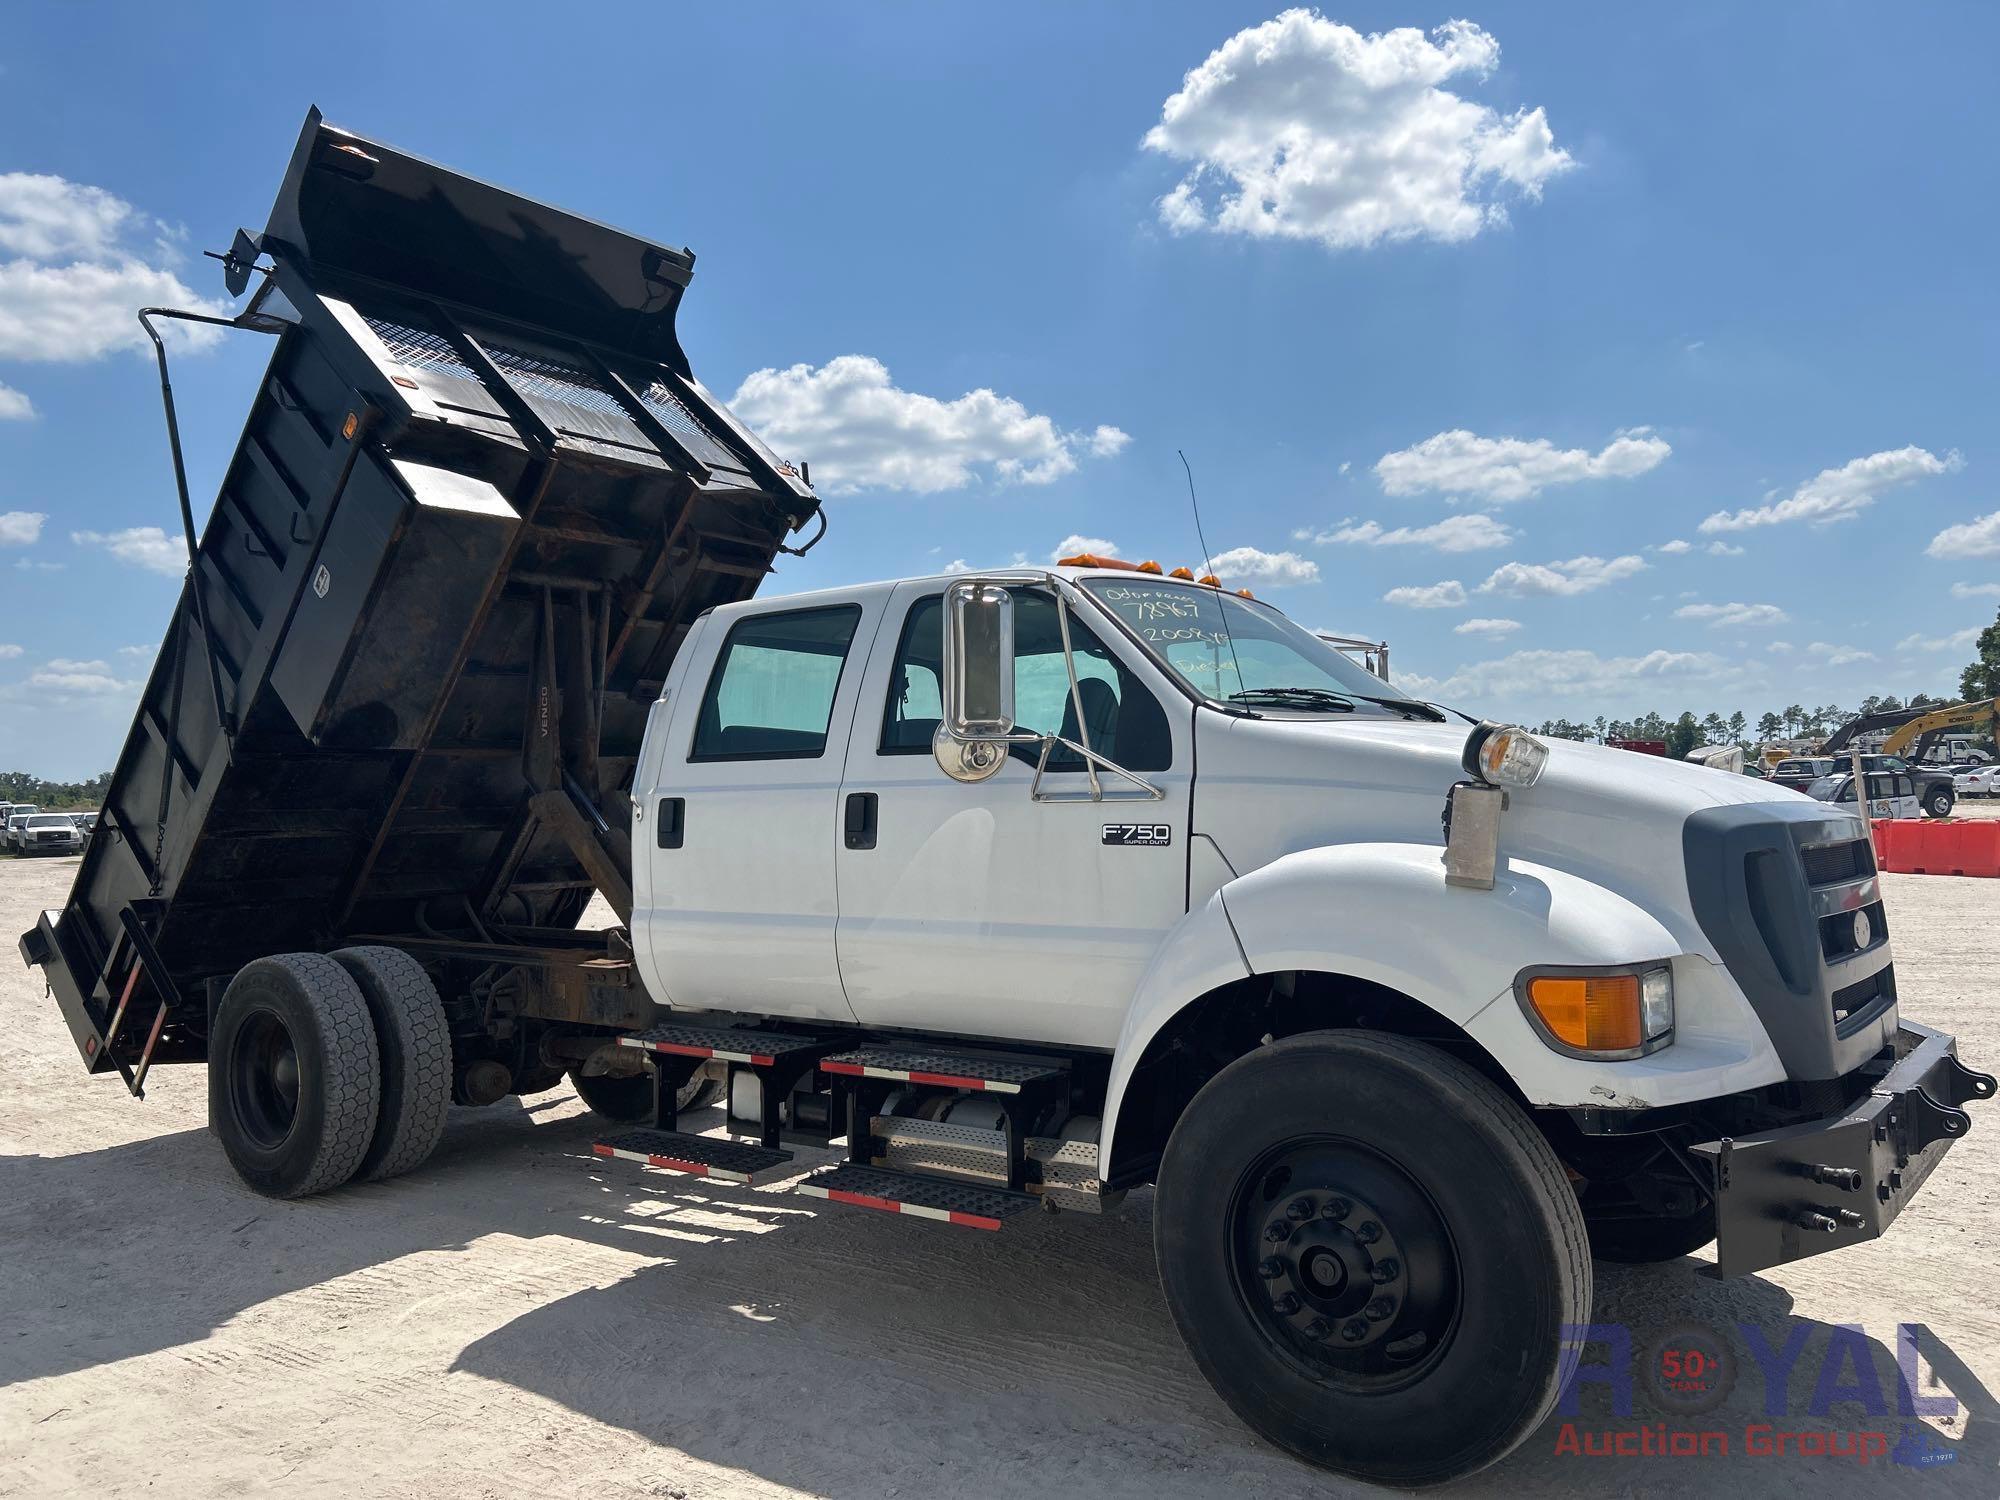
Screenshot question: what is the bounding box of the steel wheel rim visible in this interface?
[231,1006,302,1149]
[1228,1135,1462,1393]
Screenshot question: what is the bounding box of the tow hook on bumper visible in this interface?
[1690,1023,1996,1279]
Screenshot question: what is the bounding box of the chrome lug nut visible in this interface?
[1340,1318,1369,1342]
[1286,1197,1315,1222]
[1369,1257,1400,1283]
[1273,1292,1301,1316]
[1304,1318,1331,1341]
[1265,1221,1291,1243]
[1366,1297,1396,1322]
[1354,1220,1382,1244]
[1257,1256,1285,1280]
[1321,1196,1351,1220]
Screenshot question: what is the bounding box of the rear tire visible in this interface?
[212,953,381,1199]
[1154,1031,1591,1487]
[331,946,452,1182]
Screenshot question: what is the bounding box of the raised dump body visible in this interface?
[22,110,819,1092]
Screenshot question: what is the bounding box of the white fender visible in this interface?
[1099,841,1784,1182]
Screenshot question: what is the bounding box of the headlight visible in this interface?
[1516,963,1675,1059]
[1462,722,1549,789]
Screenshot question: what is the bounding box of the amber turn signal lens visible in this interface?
[1525,973,1644,1052]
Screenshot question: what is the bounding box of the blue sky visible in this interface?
[3,3,1997,776]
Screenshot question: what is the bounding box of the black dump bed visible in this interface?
[22,111,819,1081]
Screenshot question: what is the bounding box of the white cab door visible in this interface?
[632,598,881,1021]
[833,582,1193,1049]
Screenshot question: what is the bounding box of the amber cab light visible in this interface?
[1524,973,1645,1053]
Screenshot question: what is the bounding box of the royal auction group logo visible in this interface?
[1552,1320,1958,1467]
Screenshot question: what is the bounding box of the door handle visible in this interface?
[844,792,878,850]
[656,796,685,850]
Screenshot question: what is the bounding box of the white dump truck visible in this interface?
[25,114,1991,1486]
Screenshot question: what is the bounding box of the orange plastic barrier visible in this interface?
[1870,818,2000,877]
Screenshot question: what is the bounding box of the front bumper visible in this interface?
[1691,1023,1995,1278]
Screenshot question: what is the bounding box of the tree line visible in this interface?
[0,770,113,811]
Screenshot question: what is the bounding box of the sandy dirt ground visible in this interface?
[2,849,1996,1498]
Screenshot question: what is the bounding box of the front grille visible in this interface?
[1801,838,1874,886]
[1831,965,1896,1035]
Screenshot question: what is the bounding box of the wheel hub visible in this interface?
[1257,1190,1408,1347]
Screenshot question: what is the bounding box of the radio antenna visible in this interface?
[1178,449,1215,578]
[1176,449,1246,698]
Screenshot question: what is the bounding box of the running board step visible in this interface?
[619,1022,828,1067]
[795,1163,1040,1231]
[818,1046,1063,1094]
[593,1128,795,1185]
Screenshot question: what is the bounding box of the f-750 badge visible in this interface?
[1103,824,1172,846]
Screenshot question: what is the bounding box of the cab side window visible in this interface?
[692,605,862,761]
[880,591,1171,771]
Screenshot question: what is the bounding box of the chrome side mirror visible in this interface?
[941,580,1014,739]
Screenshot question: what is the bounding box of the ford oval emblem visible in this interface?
[1852,907,1873,951]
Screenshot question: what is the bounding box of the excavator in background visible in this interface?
[1823,698,2000,765]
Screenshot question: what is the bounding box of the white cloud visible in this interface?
[1375,427,1669,503]
[727,356,1123,495]
[1896,627,1981,653]
[1383,579,1469,609]
[72,525,184,575]
[1706,540,1746,557]
[939,558,973,575]
[1700,446,1962,532]
[1424,646,1746,703]
[1143,14,1571,252]
[1477,554,1647,597]
[0,173,228,382]
[1767,641,1795,654]
[14,557,63,572]
[1674,601,1790,629]
[1207,545,1319,587]
[0,643,22,659]
[28,657,136,696]
[1950,581,2000,599]
[1053,534,1120,562]
[1653,538,1692,555]
[117,643,154,657]
[0,510,46,545]
[1453,616,1521,637]
[1804,641,1875,666]
[1927,510,2000,560]
[0,381,33,420]
[1306,512,1512,552]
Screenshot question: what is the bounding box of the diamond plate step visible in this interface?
[593,1128,795,1185]
[818,1046,1063,1094]
[618,1022,828,1067]
[794,1163,1040,1230]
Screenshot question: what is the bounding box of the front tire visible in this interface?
[211,954,381,1199]
[1154,1031,1591,1487]
[1922,785,1954,819]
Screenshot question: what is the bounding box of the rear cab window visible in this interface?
[691,604,863,761]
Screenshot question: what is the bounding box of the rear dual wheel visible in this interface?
[1154,1031,1591,1487]
[211,948,450,1199]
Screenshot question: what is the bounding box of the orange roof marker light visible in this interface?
[1058,553,1162,574]
[1055,553,1252,597]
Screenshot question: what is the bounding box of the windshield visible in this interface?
[1081,579,1429,717]
[28,815,73,829]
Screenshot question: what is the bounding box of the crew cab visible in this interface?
[20,113,1992,1490]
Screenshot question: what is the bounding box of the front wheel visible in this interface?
[1922,785,1954,819]
[1154,1031,1591,1487]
